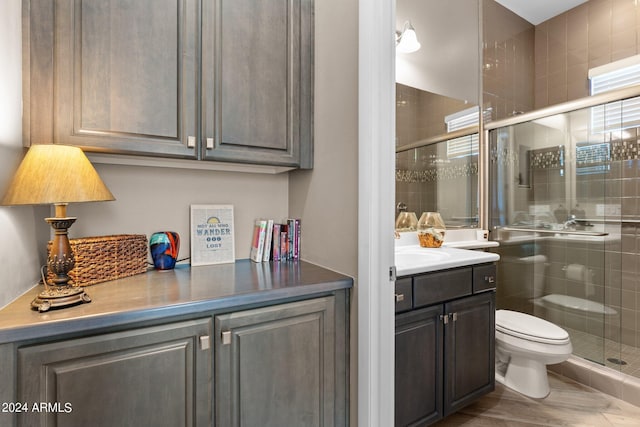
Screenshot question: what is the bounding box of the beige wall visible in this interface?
[71,164,289,262]
[289,0,358,279]
[288,1,358,424]
[0,0,48,309]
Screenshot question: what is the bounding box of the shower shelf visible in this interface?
[495,227,608,237]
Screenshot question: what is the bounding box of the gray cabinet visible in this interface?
[201,0,313,167]
[443,292,495,416]
[395,264,496,426]
[395,305,444,427]
[17,318,212,427]
[5,292,348,427]
[215,296,343,427]
[24,0,313,168]
[25,0,199,158]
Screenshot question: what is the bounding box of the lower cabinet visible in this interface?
[395,305,443,427]
[444,293,495,416]
[395,265,496,427]
[8,292,348,427]
[215,296,338,426]
[17,319,212,427]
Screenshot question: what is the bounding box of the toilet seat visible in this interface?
[496,309,570,345]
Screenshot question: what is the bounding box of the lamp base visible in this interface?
[31,285,91,312]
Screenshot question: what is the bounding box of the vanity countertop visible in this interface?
[0,260,353,344]
[395,245,499,276]
[395,231,500,277]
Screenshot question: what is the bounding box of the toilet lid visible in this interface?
[496,310,570,344]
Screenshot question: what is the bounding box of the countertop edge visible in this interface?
[0,262,353,345]
[396,252,500,277]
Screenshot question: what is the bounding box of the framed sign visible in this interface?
[190,204,235,266]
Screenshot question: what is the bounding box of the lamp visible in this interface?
[396,21,421,53]
[1,145,115,311]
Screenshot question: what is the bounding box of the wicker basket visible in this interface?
[47,234,148,287]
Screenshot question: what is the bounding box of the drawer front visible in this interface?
[413,268,472,307]
[395,278,413,313]
[473,264,496,293]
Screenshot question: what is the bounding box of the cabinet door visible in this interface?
[444,292,495,416]
[395,305,444,427]
[215,296,335,426]
[202,0,313,168]
[26,0,199,158]
[17,318,212,427]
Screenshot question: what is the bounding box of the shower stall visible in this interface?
[486,86,640,379]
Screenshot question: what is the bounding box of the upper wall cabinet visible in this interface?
[24,0,314,169]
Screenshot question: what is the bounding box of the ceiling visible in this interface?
[495,0,588,25]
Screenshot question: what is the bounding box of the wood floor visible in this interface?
[434,372,640,426]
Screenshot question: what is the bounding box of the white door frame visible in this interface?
[358,0,395,425]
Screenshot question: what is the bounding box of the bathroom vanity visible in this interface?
[394,238,499,427]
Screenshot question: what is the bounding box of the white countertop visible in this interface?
[395,245,500,276]
[395,231,500,277]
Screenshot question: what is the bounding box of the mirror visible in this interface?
[395,84,480,229]
[395,0,481,229]
[396,132,478,228]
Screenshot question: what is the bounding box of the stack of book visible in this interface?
[250,218,301,262]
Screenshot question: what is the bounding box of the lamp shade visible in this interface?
[396,21,421,54]
[1,145,115,206]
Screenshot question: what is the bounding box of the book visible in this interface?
[280,224,289,260]
[250,219,268,262]
[287,219,295,259]
[295,218,301,259]
[272,223,281,261]
[262,219,274,261]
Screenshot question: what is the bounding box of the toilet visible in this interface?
[495,309,572,399]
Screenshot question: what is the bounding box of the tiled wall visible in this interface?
[482,0,535,121]
[534,0,640,109]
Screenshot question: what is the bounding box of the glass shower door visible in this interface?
[488,99,625,368]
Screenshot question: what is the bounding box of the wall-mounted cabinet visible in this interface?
[23,0,313,169]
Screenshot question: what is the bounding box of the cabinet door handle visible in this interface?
[187,135,196,148]
[485,275,495,284]
[395,293,404,303]
[199,335,211,350]
[206,137,214,150]
[451,312,458,322]
[440,314,448,325]
[221,330,232,345]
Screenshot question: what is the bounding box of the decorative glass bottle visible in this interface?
[417,212,446,248]
[395,211,419,231]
